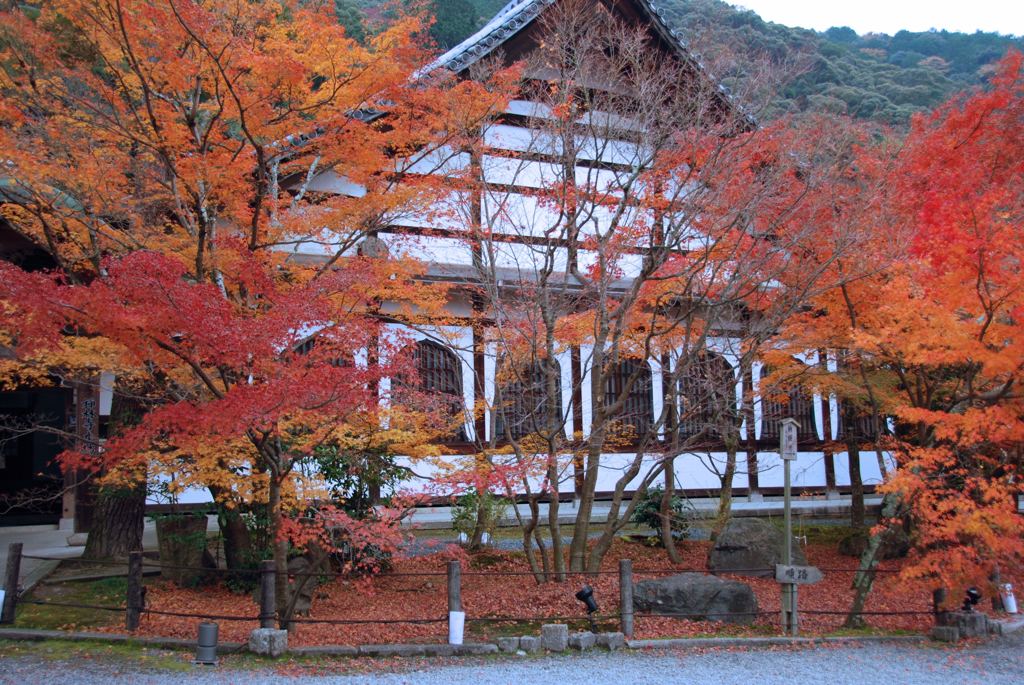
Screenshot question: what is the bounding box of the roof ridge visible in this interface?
[420,0,555,75]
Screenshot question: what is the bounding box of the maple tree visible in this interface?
[0,0,513,627]
[772,51,1024,625]
[877,50,1024,597]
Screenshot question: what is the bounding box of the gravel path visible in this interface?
[2,633,1023,685]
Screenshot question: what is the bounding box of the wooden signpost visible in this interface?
[780,418,799,636]
[776,564,824,585]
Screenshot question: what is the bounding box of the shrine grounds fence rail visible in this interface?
[0,543,936,640]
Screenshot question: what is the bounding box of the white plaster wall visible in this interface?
[380,233,475,267]
[672,452,751,492]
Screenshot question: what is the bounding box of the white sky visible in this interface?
[734,1,1024,37]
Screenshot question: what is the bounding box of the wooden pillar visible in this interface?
[819,351,837,495]
[570,346,585,498]
[472,305,487,444]
[72,380,100,533]
[447,560,462,612]
[619,559,634,638]
[125,550,143,631]
[743,364,759,497]
[259,559,276,629]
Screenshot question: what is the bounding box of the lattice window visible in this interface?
[677,352,736,441]
[759,365,816,441]
[603,358,653,439]
[412,339,467,442]
[836,404,883,442]
[834,352,883,442]
[293,336,353,367]
[494,358,562,441]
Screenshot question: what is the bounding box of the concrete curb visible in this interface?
[19,560,60,596]
[293,643,499,657]
[0,628,245,654]
[994,616,1024,634]
[626,635,928,650]
[2,627,934,658]
[0,628,498,658]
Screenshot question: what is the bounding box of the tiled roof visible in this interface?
[421,0,751,123]
[427,1,692,74]
[424,0,555,75]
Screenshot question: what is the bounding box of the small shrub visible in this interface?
[630,487,695,541]
[451,489,509,545]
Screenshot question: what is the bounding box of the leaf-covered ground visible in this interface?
[72,538,1003,646]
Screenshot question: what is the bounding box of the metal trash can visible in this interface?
[195,621,219,665]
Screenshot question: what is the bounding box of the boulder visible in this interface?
[286,551,332,616]
[287,556,316,616]
[708,518,806,576]
[633,572,759,624]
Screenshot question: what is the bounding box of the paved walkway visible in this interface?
[1,630,1023,684]
[0,522,163,593]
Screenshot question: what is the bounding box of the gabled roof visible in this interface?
[424,0,750,123]
[427,0,556,74]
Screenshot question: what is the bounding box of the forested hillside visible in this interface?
[659,0,1023,122]
[336,0,1022,123]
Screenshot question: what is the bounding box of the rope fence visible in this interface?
[1,543,932,644]
[17,554,902,578]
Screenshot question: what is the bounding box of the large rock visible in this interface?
[633,572,759,624]
[286,548,333,616]
[708,518,806,576]
[287,556,316,616]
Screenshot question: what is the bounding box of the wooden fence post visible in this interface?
[447,560,462,613]
[125,550,144,631]
[933,587,948,622]
[1,543,23,624]
[259,559,276,629]
[447,559,463,644]
[619,558,633,639]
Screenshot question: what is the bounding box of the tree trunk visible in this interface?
[847,439,865,529]
[81,480,146,561]
[469,493,488,551]
[569,445,602,573]
[82,392,146,561]
[547,452,566,581]
[519,495,544,582]
[267,474,292,631]
[844,492,900,628]
[711,444,738,538]
[215,503,254,571]
[660,456,682,563]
